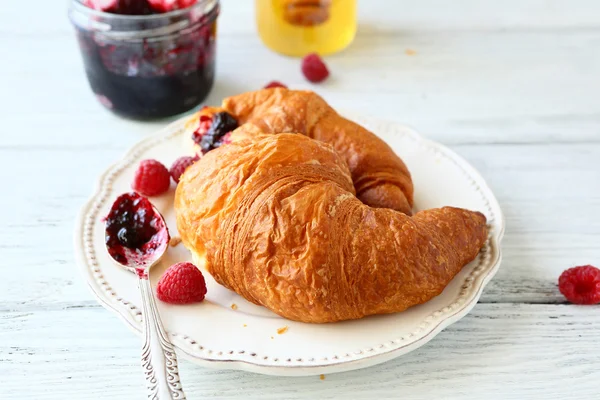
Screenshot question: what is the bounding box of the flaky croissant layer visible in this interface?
[175,133,488,323]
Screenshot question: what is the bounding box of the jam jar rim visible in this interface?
[69,0,219,22]
[69,0,220,41]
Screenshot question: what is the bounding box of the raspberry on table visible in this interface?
[558,265,600,305]
[301,53,329,83]
[264,81,288,89]
[170,155,200,183]
[132,159,171,196]
[157,262,207,304]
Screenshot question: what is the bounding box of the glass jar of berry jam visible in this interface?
[69,0,220,120]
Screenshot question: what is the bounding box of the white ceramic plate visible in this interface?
[75,114,504,376]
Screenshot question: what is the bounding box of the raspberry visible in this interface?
[157,262,207,304]
[301,53,329,83]
[558,265,600,305]
[264,81,288,89]
[132,159,171,196]
[169,155,200,183]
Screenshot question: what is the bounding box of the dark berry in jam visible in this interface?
[70,1,219,119]
[105,192,169,266]
[115,0,154,15]
[195,111,238,154]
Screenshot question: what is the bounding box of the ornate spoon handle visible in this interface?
[139,276,186,400]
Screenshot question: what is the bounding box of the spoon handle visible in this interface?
[139,276,186,400]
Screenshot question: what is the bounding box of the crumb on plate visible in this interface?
[243,324,247,327]
[405,48,417,56]
[320,374,325,380]
[277,326,288,335]
[169,236,182,247]
[231,303,238,310]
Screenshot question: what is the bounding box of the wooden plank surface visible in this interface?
[2,305,599,399]
[1,0,599,398]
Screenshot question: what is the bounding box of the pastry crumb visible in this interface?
[243,324,247,327]
[271,336,274,340]
[231,303,238,310]
[277,326,288,335]
[405,48,417,56]
[169,236,182,247]
[320,374,325,380]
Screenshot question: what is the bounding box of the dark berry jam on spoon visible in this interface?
[104,192,169,271]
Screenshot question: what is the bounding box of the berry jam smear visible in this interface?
[71,1,219,119]
[105,192,169,267]
[192,111,238,154]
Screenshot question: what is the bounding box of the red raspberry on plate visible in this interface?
[558,265,600,305]
[132,159,171,196]
[157,262,207,304]
[301,53,329,83]
[264,81,288,89]
[169,155,200,183]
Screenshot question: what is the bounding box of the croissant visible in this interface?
[187,89,414,215]
[175,132,488,323]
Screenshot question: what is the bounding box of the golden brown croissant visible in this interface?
[187,89,414,215]
[175,133,488,323]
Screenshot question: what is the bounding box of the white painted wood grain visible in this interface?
[1,0,600,399]
[2,305,600,399]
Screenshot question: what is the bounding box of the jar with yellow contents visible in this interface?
[256,0,357,57]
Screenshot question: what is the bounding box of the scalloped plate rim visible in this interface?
[74,113,504,376]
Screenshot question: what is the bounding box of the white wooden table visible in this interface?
[2,1,599,398]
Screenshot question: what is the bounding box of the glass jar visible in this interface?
[256,0,356,57]
[69,0,220,120]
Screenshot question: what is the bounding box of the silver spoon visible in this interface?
[105,192,186,400]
